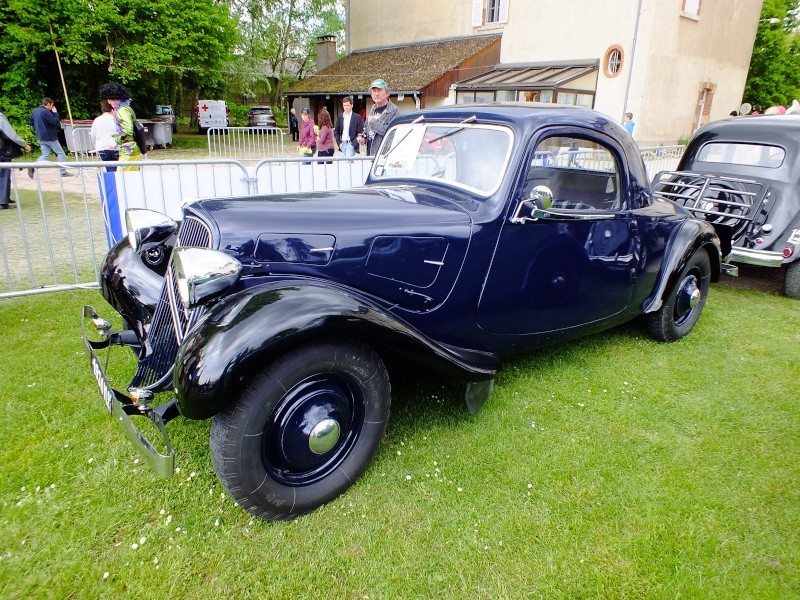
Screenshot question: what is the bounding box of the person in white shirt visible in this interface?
[334,96,365,157]
[90,100,119,170]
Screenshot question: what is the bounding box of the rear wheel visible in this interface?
[646,250,711,342]
[785,262,800,299]
[210,339,390,521]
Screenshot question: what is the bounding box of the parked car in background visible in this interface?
[654,115,800,298]
[152,104,178,133]
[83,104,724,522]
[247,105,276,128]
[197,100,228,134]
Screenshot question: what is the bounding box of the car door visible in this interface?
[477,129,641,335]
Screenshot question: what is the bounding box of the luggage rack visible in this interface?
[652,171,768,229]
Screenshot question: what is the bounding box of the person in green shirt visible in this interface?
[99,82,142,169]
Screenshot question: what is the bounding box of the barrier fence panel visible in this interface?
[253,156,373,194]
[0,159,253,297]
[1,145,684,298]
[641,145,685,180]
[207,127,286,160]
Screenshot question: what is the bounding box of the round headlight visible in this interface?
[172,247,242,309]
[125,209,177,252]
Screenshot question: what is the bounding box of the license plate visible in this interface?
[87,342,118,413]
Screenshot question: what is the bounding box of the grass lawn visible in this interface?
[1,284,798,598]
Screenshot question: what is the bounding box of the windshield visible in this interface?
[371,122,514,195]
[250,107,273,115]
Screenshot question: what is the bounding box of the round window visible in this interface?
[603,45,624,78]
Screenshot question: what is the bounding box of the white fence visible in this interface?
[0,146,682,298]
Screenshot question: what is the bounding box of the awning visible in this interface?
[455,60,598,91]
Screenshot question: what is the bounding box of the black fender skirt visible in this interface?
[642,219,722,314]
[174,280,501,420]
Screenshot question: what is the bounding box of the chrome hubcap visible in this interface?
[308,418,341,455]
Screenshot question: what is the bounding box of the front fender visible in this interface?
[174,281,501,420]
[642,219,722,313]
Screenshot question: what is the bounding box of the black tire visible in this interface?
[210,339,390,521]
[646,250,711,342]
[785,262,800,299]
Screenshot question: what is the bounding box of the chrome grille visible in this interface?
[130,215,213,390]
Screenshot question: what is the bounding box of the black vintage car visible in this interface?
[83,104,724,521]
[653,115,800,298]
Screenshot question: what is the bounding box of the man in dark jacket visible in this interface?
[333,96,365,156]
[29,97,71,177]
[289,107,299,142]
[0,111,31,209]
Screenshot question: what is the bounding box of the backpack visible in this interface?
[0,129,23,159]
[133,120,148,155]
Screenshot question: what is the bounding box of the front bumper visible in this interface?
[82,305,176,478]
[728,247,785,268]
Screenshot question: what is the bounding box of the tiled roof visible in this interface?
[287,35,502,96]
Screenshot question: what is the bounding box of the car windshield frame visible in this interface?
[370,122,514,197]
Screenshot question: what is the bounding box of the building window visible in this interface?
[496,90,516,101]
[472,0,509,26]
[603,45,624,78]
[487,0,501,23]
[682,0,700,17]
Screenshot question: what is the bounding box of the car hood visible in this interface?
[183,184,475,311]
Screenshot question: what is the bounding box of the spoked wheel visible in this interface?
[646,250,711,342]
[210,339,390,521]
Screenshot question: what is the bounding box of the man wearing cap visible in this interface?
[359,79,399,156]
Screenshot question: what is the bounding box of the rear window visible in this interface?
[696,142,785,168]
[250,107,273,115]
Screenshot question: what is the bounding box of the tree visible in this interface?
[226,0,345,108]
[743,0,800,111]
[0,0,238,123]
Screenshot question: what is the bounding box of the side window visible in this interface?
[523,135,621,210]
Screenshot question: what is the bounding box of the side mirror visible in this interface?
[511,185,554,225]
[530,185,553,210]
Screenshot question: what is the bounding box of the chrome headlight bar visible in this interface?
[125,209,178,252]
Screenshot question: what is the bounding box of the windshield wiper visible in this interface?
[428,116,477,143]
[379,115,425,163]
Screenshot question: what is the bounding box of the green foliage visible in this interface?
[744,0,800,110]
[227,0,345,107]
[0,0,238,121]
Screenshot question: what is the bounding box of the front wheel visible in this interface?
[646,250,711,342]
[210,339,391,521]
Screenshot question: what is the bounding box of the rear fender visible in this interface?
[174,281,501,420]
[642,220,722,313]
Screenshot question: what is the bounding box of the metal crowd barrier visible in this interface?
[207,127,286,160]
[0,146,681,298]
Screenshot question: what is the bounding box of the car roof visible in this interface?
[682,116,800,181]
[390,102,648,188]
[690,115,800,142]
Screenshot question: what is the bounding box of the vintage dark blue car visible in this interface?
[653,115,800,298]
[83,104,724,520]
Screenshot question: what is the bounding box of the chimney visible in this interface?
[316,35,337,72]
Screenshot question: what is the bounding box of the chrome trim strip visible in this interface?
[728,247,785,267]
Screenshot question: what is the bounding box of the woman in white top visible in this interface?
[90,100,119,170]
